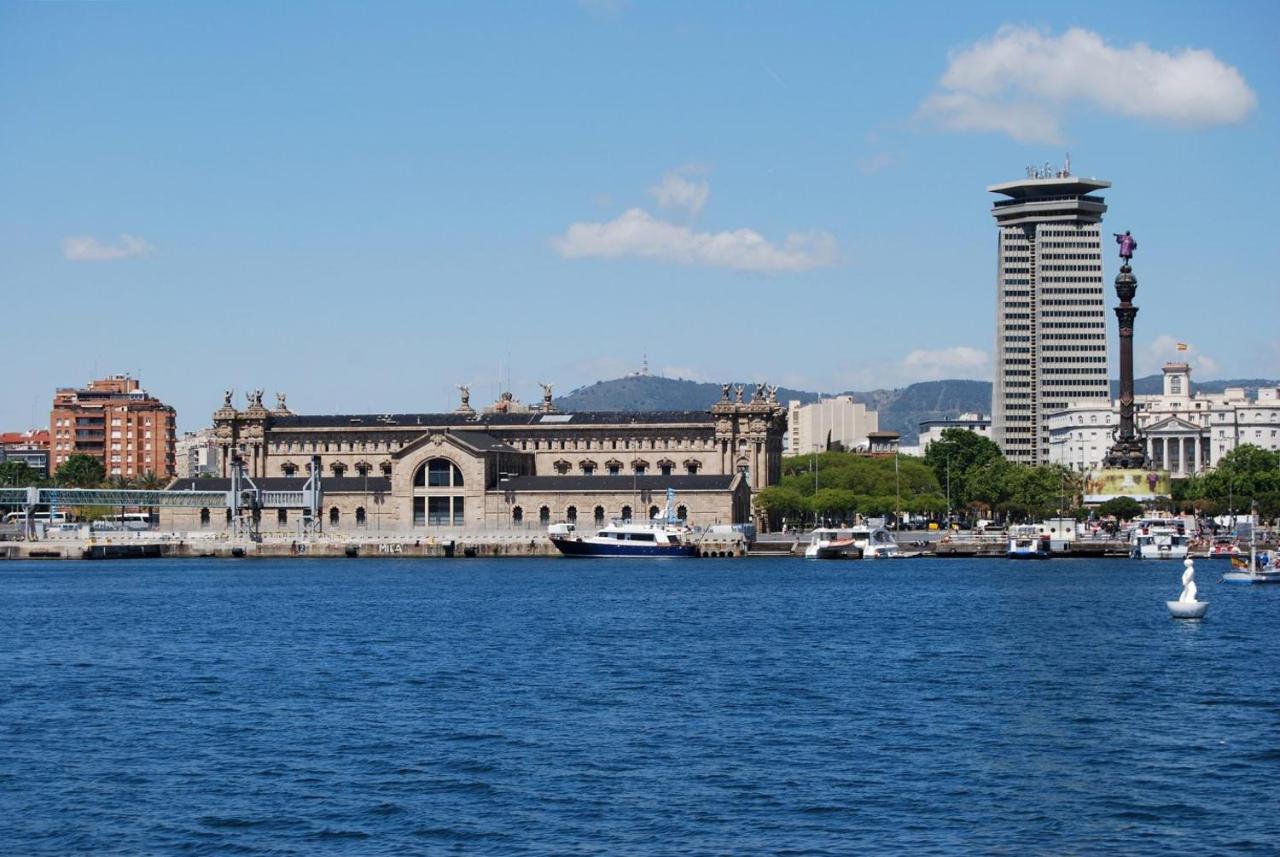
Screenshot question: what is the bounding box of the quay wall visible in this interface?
[0,531,747,561]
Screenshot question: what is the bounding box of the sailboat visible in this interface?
[1220,514,1280,584]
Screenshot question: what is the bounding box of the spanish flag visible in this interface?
[1177,342,1189,352]
[1231,555,1249,570]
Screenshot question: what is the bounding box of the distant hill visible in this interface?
[557,373,1279,444]
[555,376,991,444]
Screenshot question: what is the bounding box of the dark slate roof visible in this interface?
[166,477,392,493]
[500,474,737,493]
[268,410,713,429]
[446,431,520,452]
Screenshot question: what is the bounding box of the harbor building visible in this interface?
[918,413,992,452]
[785,395,878,455]
[50,374,177,478]
[1048,363,1280,475]
[990,162,1111,465]
[161,384,784,531]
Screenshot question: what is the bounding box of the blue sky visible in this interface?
[2,1,1277,431]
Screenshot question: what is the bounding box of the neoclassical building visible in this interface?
[164,385,787,532]
[1047,363,1280,476]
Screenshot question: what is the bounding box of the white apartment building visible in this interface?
[918,413,992,452]
[1048,363,1280,475]
[785,396,878,456]
[990,165,1111,465]
[175,428,221,479]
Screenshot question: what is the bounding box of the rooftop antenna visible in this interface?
[642,353,649,376]
[1063,152,1071,176]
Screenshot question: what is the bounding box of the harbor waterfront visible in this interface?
[3,556,1278,854]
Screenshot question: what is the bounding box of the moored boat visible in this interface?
[803,528,861,559]
[1130,524,1190,560]
[1007,525,1051,559]
[548,489,698,558]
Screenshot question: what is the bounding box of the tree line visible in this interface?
[0,453,168,490]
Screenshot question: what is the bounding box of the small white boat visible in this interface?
[1130,525,1190,560]
[1007,525,1050,559]
[1222,550,1280,584]
[804,528,860,559]
[852,525,902,559]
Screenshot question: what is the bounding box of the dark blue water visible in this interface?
[2,557,1278,855]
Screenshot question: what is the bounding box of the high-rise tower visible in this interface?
[989,162,1112,465]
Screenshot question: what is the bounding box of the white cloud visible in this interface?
[900,346,992,382]
[552,208,838,273]
[919,26,1257,143]
[649,169,710,217]
[1141,334,1219,377]
[63,234,155,262]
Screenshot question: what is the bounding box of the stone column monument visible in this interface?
[1102,231,1148,470]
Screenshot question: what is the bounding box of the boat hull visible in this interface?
[550,537,699,558]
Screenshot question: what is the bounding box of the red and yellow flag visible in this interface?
[1231,555,1249,570]
[1176,342,1189,352]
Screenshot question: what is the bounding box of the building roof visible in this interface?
[0,430,50,447]
[166,477,392,493]
[266,410,713,429]
[986,176,1112,198]
[500,474,738,493]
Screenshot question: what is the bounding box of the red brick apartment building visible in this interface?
[49,375,177,479]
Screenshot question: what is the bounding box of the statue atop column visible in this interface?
[1114,230,1137,265]
[539,382,556,413]
[1102,229,1148,470]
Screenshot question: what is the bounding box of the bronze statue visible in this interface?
[1114,230,1137,262]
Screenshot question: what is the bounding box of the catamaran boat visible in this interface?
[804,528,861,559]
[1129,524,1190,560]
[1007,525,1051,559]
[852,525,902,559]
[548,489,698,558]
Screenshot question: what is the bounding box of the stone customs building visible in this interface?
[989,165,1111,465]
[163,385,785,532]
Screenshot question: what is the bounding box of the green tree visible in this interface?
[0,461,43,487]
[135,470,167,490]
[1097,495,1144,521]
[1180,444,1280,519]
[924,429,1004,505]
[54,454,106,488]
[754,485,809,525]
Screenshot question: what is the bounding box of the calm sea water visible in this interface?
[2,557,1278,855]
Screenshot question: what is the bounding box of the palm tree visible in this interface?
[136,471,167,490]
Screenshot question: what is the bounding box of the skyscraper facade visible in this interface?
[989,166,1112,464]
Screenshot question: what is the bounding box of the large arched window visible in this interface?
[648,505,660,520]
[512,506,523,524]
[676,505,687,521]
[566,506,577,523]
[412,457,466,526]
[621,505,632,521]
[356,506,366,526]
[414,458,464,488]
[539,506,550,524]
[329,507,340,525]
[199,507,210,528]
[277,508,288,525]
[594,506,605,524]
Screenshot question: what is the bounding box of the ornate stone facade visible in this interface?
[168,386,785,531]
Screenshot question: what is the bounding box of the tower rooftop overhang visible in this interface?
[987,176,1111,199]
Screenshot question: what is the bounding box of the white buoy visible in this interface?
[1167,556,1209,619]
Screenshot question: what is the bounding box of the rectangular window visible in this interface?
[452,496,465,526]
[428,496,450,525]
[413,496,425,526]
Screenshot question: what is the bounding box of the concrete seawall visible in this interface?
[0,533,748,560]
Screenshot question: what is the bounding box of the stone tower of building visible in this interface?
[989,163,1112,464]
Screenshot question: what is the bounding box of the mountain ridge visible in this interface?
[555,375,1278,444]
